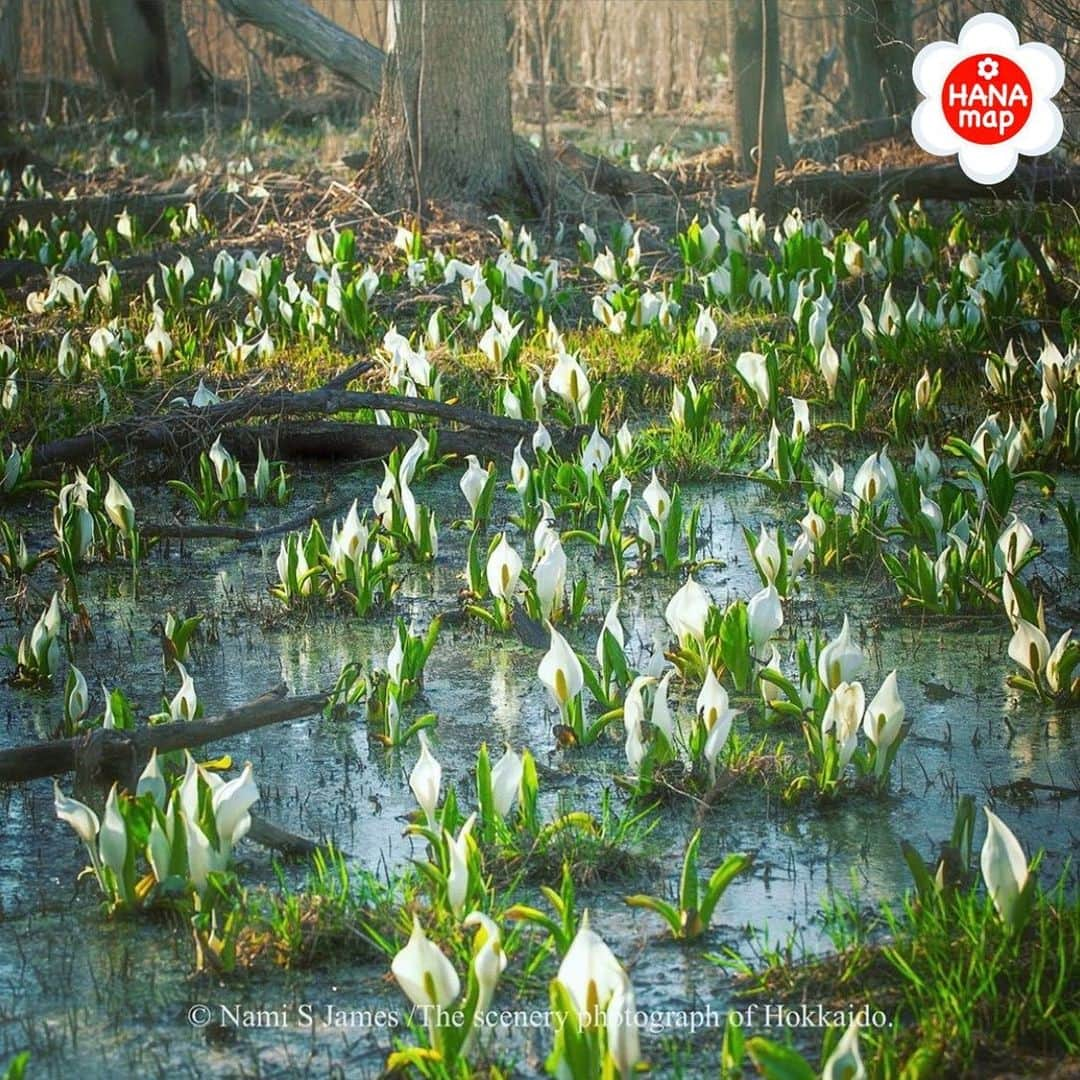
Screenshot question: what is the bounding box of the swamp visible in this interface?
[0,1,1078,1078]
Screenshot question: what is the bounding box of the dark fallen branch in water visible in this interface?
[0,684,330,785]
[989,777,1080,800]
[247,815,321,856]
[3,686,332,854]
[219,419,572,463]
[30,378,554,473]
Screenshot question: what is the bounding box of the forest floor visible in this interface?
[1,108,1079,1079]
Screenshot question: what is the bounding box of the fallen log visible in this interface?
[793,112,912,163]
[30,384,550,472]
[789,161,1080,210]
[219,419,578,463]
[0,684,330,785]
[718,162,1080,214]
[552,141,675,197]
[512,135,685,228]
[247,816,321,856]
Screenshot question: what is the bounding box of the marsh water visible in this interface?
[2,463,1078,1077]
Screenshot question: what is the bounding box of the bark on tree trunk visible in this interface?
[876,0,914,115]
[0,0,21,150]
[729,2,762,174]
[729,0,790,176]
[0,0,21,91]
[843,1,880,120]
[843,0,912,119]
[87,0,200,108]
[751,0,782,211]
[367,0,515,211]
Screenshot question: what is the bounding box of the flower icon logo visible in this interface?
[912,13,1064,185]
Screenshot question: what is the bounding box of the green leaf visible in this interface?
[679,830,702,917]
[745,1037,817,1080]
[397,713,437,745]
[721,1012,745,1075]
[584,712,619,745]
[700,853,753,927]
[900,840,936,900]
[898,1045,942,1080]
[624,894,682,936]
[758,667,802,709]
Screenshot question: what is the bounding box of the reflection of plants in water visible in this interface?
[362,618,442,748]
[6,181,1080,1078]
[726,802,1075,1077]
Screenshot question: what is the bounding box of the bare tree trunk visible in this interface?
[730,0,790,175]
[728,1,762,173]
[843,0,912,119]
[367,0,514,211]
[875,0,913,115]
[0,0,20,147]
[0,0,20,91]
[162,0,192,107]
[752,0,782,210]
[843,1,880,120]
[86,0,200,108]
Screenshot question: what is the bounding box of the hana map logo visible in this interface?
[911,12,1065,185]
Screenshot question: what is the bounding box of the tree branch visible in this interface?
[30,382,552,472]
[215,0,386,96]
[0,685,330,785]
